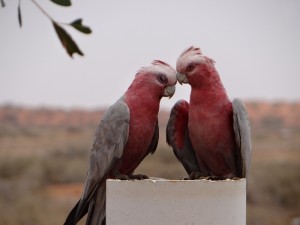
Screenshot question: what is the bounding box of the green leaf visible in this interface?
[49,0,71,7]
[18,1,22,27]
[70,19,92,34]
[52,22,84,57]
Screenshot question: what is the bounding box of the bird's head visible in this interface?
[176,46,217,87]
[135,60,177,98]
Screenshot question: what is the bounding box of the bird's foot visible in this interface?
[203,175,241,180]
[115,174,130,180]
[193,175,220,180]
[184,172,204,180]
[184,172,231,181]
[229,176,241,180]
[222,173,241,180]
[205,176,225,180]
[129,174,149,180]
[114,173,149,180]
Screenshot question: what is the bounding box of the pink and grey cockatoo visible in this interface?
[167,46,251,179]
[64,60,177,225]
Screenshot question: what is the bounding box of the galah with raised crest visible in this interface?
[167,46,251,180]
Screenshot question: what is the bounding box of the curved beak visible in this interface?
[176,72,188,84]
[163,85,176,98]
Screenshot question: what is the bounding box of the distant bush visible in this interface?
[42,155,87,184]
[261,116,284,129]
[0,146,88,184]
[0,144,89,225]
[0,157,36,179]
[266,162,300,208]
[251,161,300,209]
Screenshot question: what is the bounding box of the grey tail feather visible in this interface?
[86,182,106,225]
[63,200,88,225]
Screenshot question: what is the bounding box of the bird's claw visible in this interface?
[115,173,149,180]
[184,172,234,180]
[115,174,130,180]
[129,174,149,180]
[199,175,241,181]
[186,172,205,180]
[205,176,223,180]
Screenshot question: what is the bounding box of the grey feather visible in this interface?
[86,182,106,225]
[232,98,252,179]
[64,98,130,225]
[166,100,200,174]
[81,98,129,200]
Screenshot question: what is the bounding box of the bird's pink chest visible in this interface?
[188,91,235,151]
[188,101,236,175]
[188,107,225,148]
[119,98,158,174]
[127,113,156,154]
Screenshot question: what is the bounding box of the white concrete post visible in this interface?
[106,178,246,225]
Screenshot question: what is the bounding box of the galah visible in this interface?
[167,46,251,179]
[64,60,177,225]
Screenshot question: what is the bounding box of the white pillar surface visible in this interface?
[106,178,246,225]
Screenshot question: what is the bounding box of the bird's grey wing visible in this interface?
[63,98,130,225]
[232,98,252,178]
[166,100,200,174]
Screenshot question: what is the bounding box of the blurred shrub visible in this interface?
[265,162,300,208]
[261,116,284,129]
[0,143,89,225]
[253,161,300,206]
[0,146,88,184]
[43,146,88,183]
[42,156,87,184]
[0,157,37,179]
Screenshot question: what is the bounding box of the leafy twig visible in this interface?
[50,0,71,7]
[16,0,92,57]
[53,21,84,57]
[31,0,53,21]
[18,0,22,27]
[1,0,5,7]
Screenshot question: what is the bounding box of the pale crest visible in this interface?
[176,46,215,72]
[137,60,177,84]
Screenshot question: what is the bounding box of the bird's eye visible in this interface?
[186,63,195,73]
[157,73,167,84]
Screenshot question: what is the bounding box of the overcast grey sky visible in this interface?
[1,0,299,109]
